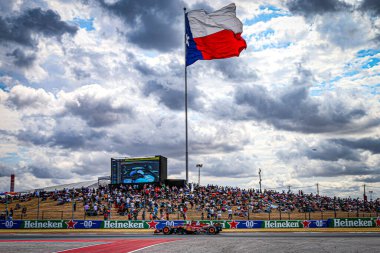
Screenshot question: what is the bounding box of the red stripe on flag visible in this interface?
[193,30,246,60]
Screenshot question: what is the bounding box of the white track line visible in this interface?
[128,241,177,253]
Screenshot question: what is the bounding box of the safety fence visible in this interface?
[1,217,379,229]
[5,209,379,221]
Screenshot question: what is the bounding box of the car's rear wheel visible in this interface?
[208,226,216,235]
[162,226,171,235]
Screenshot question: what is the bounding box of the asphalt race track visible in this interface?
[0,232,379,253]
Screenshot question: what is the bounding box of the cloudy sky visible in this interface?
[0,0,379,198]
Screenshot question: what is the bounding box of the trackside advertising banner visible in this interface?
[0,219,334,229]
[0,220,23,229]
[328,217,380,228]
[263,220,327,228]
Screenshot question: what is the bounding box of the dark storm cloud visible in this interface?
[354,175,380,183]
[0,8,77,47]
[134,59,182,78]
[332,138,380,154]
[96,0,183,52]
[28,165,72,179]
[286,0,378,48]
[303,142,361,161]
[188,2,213,12]
[16,129,50,147]
[143,80,200,111]
[0,164,15,177]
[64,94,134,127]
[201,157,257,178]
[71,154,110,176]
[300,137,380,161]
[0,1,16,14]
[72,67,91,80]
[359,0,380,16]
[286,0,351,16]
[294,162,377,178]
[50,130,88,149]
[6,48,36,68]
[232,65,370,133]
[359,0,380,42]
[134,62,158,76]
[6,85,51,110]
[0,8,77,67]
[15,127,106,150]
[110,133,185,158]
[210,58,258,82]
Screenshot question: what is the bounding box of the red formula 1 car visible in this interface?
[154,222,222,235]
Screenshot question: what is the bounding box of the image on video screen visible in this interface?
[120,161,159,183]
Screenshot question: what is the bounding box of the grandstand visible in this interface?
[31,180,101,192]
[1,182,379,221]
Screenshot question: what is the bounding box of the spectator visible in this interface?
[21,206,27,217]
[228,208,233,220]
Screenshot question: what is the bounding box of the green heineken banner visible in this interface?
[23,220,71,229]
[328,218,380,228]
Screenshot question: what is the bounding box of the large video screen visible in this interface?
[111,156,167,184]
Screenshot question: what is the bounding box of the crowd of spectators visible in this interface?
[43,183,380,220]
[2,183,380,220]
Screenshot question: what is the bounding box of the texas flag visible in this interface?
[185,3,247,66]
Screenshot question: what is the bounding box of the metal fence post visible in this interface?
[72,191,74,220]
[37,194,40,220]
[356,198,359,218]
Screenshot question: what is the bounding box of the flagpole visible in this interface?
[184,7,189,184]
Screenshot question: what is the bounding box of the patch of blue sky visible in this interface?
[310,81,336,96]
[0,152,21,165]
[143,50,159,58]
[253,29,275,40]
[361,58,380,69]
[0,82,9,91]
[261,5,284,12]
[343,70,360,77]
[329,76,342,83]
[0,70,30,88]
[362,83,380,95]
[245,5,290,26]
[356,49,380,58]
[320,70,360,87]
[309,88,323,96]
[72,17,95,31]
[260,42,292,50]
